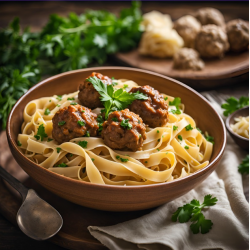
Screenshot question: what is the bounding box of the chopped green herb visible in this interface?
[166,152,168,154]
[81,110,85,113]
[157,130,159,133]
[164,97,168,101]
[238,155,249,174]
[69,153,73,157]
[184,145,189,150]
[57,163,67,167]
[157,148,160,151]
[70,102,78,105]
[205,135,214,144]
[138,119,141,124]
[173,125,178,131]
[67,97,75,100]
[57,104,61,107]
[56,147,61,153]
[112,117,119,122]
[185,124,193,131]
[221,96,249,117]
[158,138,160,142]
[178,135,183,141]
[98,123,103,132]
[123,84,128,89]
[77,120,85,126]
[172,194,218,234]
[34,124,48,141]
[48,138,53,142]
[58,121,66,126]
[170,109,181,115]
[120,119,132,130]
[197,145,199,147]
[139,134,142,138]
[56,95,62,101]
[78,140,88,148]
[116,155,120,159]
[44,108,51,115]
[169,97,181,109]
[17,140,22,146]
[85,131,90,137]
[91,158,95,162]
[145,161,148,163]
[49,100,51,102]
[97,115,104,123]
[116,155,129,162]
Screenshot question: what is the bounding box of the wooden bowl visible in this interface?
[226,106,249,150]
[7,67,226,212]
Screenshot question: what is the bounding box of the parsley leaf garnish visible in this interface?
[57,163,67,167]
[34,124,48,141]
[173,125,178,131]
[44,108,51,115]
[77,120,85,126]
[17,140,22,146]
[78,140,88,148]
[185,124,193,131]
[221,96,249,117]
[238,155,249,174]
[169,97,181,109]
[205,135,214,144]
[120,119,132,130]
[172,194,218,234]
[56,147,61,153]
[116,155,129,162]
[67,97,75,100]
[56,95,62,101]
[86,76,147,119]
[178,135,183,141]
[58,121,66,126]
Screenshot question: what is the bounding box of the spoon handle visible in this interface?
[0,165,28,200]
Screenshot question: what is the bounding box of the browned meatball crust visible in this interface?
[78,72,112,109]
[52,104,98,144]
[226,19,249,52]
[129,85,168,128]
[194,7,225,27]
[195,24,229,58]
[101,109,146,151]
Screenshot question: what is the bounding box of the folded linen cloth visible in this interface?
[88,102,249,250]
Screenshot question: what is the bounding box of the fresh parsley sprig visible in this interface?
[238,155,249,175]
[221,96,249,117]
[87,76,148,119]
[34,124,48,141]
[172,194,218,234]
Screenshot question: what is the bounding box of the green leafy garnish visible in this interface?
[78,140,88,148]
[178,135,183,141]
[57,163,67,167]
[221,96,249,117]
[164,97,168,101]
[85,131,90,137]
[170,109,181,115]
[87,76,147,119]
[56,95,62,101]
[48,138,53,142]
[77,120,85,126]
[70,102,78,105]
[120,119,132,130]
[238,155,249,174]
[67,97,75,100]
[91,158,95,162]
[44,108,51,115]
[172,194,218,234]
[169,97,181,109]
[123,84,128,89]
[184,145,189,149]
[112,117,119,122]
[185,124,193,131]
[34,124,48,141]
[17,140,22,146]
[173,125,178,131]
[58,121,66,126]
[56,147,61,153]
[116,155,129,162]
[205,135,214,144]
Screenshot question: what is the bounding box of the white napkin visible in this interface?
[88,101,249,250]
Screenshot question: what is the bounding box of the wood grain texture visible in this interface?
[115,50,249,90]
[7,67,226,212]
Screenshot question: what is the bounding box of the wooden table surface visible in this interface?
[0,2,249,250]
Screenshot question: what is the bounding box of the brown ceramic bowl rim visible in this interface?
[7,66,227,190]
[225,106,249,142]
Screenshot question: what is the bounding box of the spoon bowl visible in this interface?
[17,189,63,240]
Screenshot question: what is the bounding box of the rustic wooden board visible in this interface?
[0,132,153,250]
[115,50,249,90]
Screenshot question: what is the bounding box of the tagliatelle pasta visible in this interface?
[17,79,213,186]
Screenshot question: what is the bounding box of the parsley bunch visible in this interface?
[87,76,148,118]
[0,2,143,129]
[221,96,249,117]
[238,155,249,175]
[172,195,218,234]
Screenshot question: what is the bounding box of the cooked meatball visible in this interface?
[195,24,229,58]
[173,48,204,71]
[226,19,249,52]
[52,104,98,144]
[194,7,225,27]
[174,15,201,48]
[129,85,168,128]
[101,109,146,152]
[78,72,112,109]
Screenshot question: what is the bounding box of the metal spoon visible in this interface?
[0,165,63,240]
